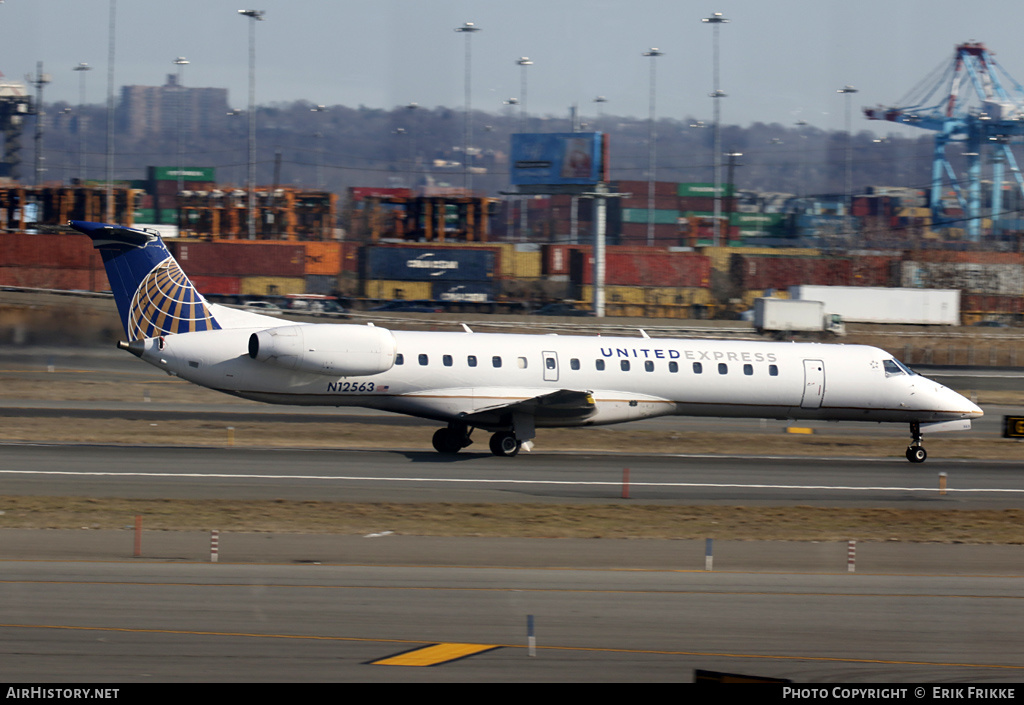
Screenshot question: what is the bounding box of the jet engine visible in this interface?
[248,324,396,376]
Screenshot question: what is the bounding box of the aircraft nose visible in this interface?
[945,385,983,418]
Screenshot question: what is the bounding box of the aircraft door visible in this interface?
[542,351,559,382]
[800,359,825,409]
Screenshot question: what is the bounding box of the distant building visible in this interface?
[120,74,229,140]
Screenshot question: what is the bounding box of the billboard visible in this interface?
[510,132,606,193]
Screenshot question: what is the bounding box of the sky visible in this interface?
[3,0,1024,136]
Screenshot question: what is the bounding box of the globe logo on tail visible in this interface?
[128,257,218,339]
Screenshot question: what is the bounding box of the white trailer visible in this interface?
[753,298,846,337]
[789,286,960,326]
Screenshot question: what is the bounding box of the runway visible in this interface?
[2,553,1024,682]
[3,442,1024,508]
[3,345,1024,682]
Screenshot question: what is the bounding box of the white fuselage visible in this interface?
[132,323,982,430]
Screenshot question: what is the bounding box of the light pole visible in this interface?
[454,21,481,193]
[173,56,189,195]
[643,48,663,246]
[26,62,51,187]
[105,0,117,222]
[838,85,858,232]
[593,95,607,127]
[239,9,264,239]
[310,104,327,190]
[516,56,533,241]
[703,12,729,246]
[516,56,532,129]
[73,62,91,184]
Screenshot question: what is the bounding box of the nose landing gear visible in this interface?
[906,422,927,463]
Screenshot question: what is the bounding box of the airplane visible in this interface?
[69,219,982,463]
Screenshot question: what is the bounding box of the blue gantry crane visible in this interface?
[864,42,1024,241]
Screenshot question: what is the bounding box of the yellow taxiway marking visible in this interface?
[371,642,501,667]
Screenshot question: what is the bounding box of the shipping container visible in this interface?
[508,247,542,279]
[730,255,853,290]
[303,241,343,276]
[677,182,736,198]
[432,281,495,302]
[621,208,680,225]
[186,275,242,296]
[362,245,496,282]
[362,279,434,300]
[850,255,899,287]
[0,232,104,270]
[677,196,737,213]
[173,241,307,277]
[961,294,1024,314]
[304,274,337,296]
[0,266,99,291]
[347,187,413,202]
[900,261,1024,296]
[239,276,305,297]
[569,248,710,287]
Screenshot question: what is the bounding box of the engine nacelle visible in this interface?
[248,324,396,377]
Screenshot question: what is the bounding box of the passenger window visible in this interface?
[570,358,580,370]
[743,363,753,375]
[443,355,453,367]
[669,361,678,373]
[693,362,703,374]
[492,356,502,368]
[718,363,728,375]
[596,359,605,371]
[769,364,779,376]
[517,357,528,369]
[644,360,654,372]
[395,353,404,365]
[467,355,477,367]
[620,360,630,371]
[418,354,428,366]
[546,358,556,369]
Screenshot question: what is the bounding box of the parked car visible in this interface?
[973,320,1009,328]
[242,301,282,314]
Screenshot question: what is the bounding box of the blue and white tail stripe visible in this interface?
[68,220,221,340]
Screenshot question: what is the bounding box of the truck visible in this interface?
[752,298,846,338]
[788,286,960,326]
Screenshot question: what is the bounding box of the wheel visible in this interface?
[906,446,927,463]
[432,428,462,454]
[489,431,521,457]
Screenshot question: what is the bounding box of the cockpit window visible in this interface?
[895,359,916,375]
[882,359,916,377]
[882,358,917,377]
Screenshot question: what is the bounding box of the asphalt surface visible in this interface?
[3,344,1024,683]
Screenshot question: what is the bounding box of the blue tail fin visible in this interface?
[69,220,221,340]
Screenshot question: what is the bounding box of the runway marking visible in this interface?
[370,642,501,666]
[1,622,1022,672]
[4,580,1024,600]
[1,469,1023,494]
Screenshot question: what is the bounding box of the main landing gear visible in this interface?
[431,423,473,454]
[906,422,927,463]
[488,431,521,457]
[430,423,524,457]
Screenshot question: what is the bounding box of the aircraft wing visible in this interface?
[463,388,597,426]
